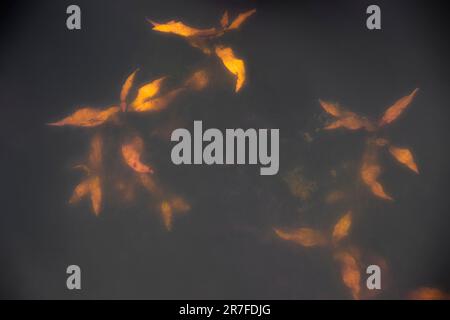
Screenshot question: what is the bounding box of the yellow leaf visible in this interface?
[48,106,119,127]
[131,77,166,108]
[274,228,327,247]
[131,88,183,112]
[389,146,419,174]
[121,136,153,174]
[332,211,352,244]
[227,9,256,30]
[215,46,246,92]
[379,88,419,126]
[149,19,216,37]
[120,69,138,112]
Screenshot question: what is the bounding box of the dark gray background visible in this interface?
[0,0,449,299]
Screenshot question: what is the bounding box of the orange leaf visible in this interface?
[408,287,450,300]
[379,88,419,127]
[48,106,119,127]
[227,9,256,30]
[319,100,343,117]
[69,179,90,204]
[149,19,217,37]
[332,211,352,244]
[69,176,102,216]
[334,250,361,300]
[131,77,166,109]
[389,146,419,174]
[215,46,246,92]
[89,176,102,215]
[120,69,138,112]
[361,158,393,201]
[121,136,153,173]
[131,88,183,112]
[274,228,327,247]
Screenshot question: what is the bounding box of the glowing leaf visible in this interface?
[334,250,361,300]
[379,88,419,126]
[120,69,138,112]
[215,46,246,92]
[69,176,102,216]
[149,19,216,37]
[131,88,183,112]
[361,161,393,201]
[69,179,90,204]
[227,9,256,30]
[332,211,352,244]
[389,146,419,174]
[89,176,102,215]
[48,106,119,127]
[337,116,371,131]
[121,136,153,173]
[408,287,450,300]
[319,100,342,117]
[131,77,166,109]
[319,100,374,131]
[274,228,327,247]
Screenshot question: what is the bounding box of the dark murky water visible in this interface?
[0,0,449,299]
